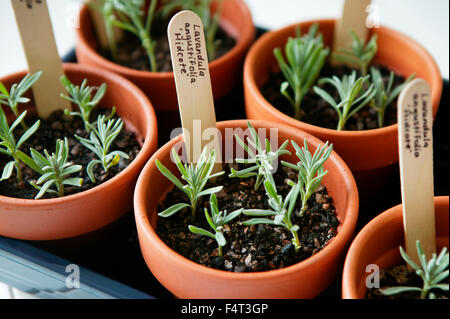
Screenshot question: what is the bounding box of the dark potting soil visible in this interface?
[261,63,406,131]
[0,109,141,199]
[103,26,235,72]
[367,264,449,299]
[156,164,340,272]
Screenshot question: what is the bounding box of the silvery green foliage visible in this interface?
[273,23,329,120]
[370,67,415,128]
[243,179,302,252]
[75,114,129,183]
[108,0,158,71]
[229,121,290,190]
[381,240,449,299]
[60,75,109,133]
[156,146,224,218]
[281,139,332,216]
[313,71,376,130]
[0,108,39,184]
[188,193,243,257]
[333,32,378,76]
[0,71,42,121]
[18,138,83,199]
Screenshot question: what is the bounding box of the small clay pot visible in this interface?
[75,0,255,111]
[342,196,449,299]
[243,19,442,193]
[134,119,359,298]
[0,63,158,240]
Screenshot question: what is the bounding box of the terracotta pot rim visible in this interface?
[0,62,158,206]
[341,195,449,299]
[75,0,255,79]
[134,119,359,280]
[244,18,443,139]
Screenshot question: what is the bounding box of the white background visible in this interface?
[0,0,448,78]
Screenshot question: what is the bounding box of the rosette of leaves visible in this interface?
[0,109,40,186]
[243,179,302,252]
[229,121,290,190]
[381,240,449,299]
[313,71,376,130]
[60,75,110,133]
[160,0,223,60]
[188,193,243,257]
[333,31,378,76]
[156,146,224,219]
[281,139,332,217]
[18,138,83,199]
[273,23,329,120]
[370,67,415,128]
[75,114,129,183]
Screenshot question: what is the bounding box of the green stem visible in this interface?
[377,109,385,128]
[291,229,300,253]
[141,34,157,72]
[337,116,346,131]
[14,159,24,187]
[218,245,222,257]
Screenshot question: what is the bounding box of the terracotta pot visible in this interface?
[134,119,359,298]
[0,63,158,240]
[75,0,255,111]
[342,196,449,299]
[244,19,442,179]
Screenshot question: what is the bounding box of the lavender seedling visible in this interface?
[243,179,302,252]
[0,109,40,186]
[333,32,378,76]
[370,67,415,127]
[60,76,111,133]
[18,138,83,199]
[75,114,129,183]
[109,0,158,71]
[90,0,118,61]
[274,23,329,120]
[313,71,376,130]
[160,0,223,60]
[381,241,449,299]
[188,193,243,257]
[281,139,332,217]
[0,71,42,128]
[229,121,290,190]
[156,146,224,219]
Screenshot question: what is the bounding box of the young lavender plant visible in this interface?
[109,0,158,71]
[0,71,42,128]
[160,0,223,60]
[188,193,243,257]
[229,121,290,191]
[243,179,302,252]
[333,32,378,76]
[313,71,376,130]
[75,114,129,183]
[0,109,40,186]
[273,23,329,120]
[90,0,118,61]
[60,75,110,133]
[370,67,415,128]
[381,241,449,299]
[18,138,83,199]
[281,139,332,217]
[156,146,224,219]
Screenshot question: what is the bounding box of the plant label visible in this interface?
[167,10,222,172]
[397,78,436,264]
[11,0,71,118]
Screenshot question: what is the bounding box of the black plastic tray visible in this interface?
[0,27,448,299]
